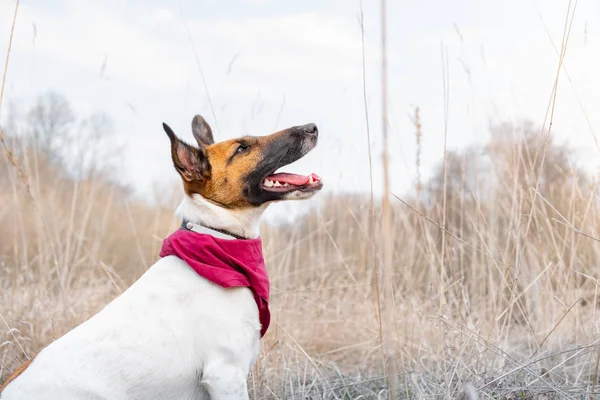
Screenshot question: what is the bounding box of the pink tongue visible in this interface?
[266,173,321,186]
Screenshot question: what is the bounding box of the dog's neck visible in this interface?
[175,195,268,239]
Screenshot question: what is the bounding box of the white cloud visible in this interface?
[4,2,372,95]
[141,8,176,27]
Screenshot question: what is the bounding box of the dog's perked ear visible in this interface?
[163,122,211,182]
[191,115,214,147]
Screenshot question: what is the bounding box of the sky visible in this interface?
[1,0,600,218]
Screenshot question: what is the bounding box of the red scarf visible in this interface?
[159,228,270,337]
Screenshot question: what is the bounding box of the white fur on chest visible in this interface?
[2,256,262,400]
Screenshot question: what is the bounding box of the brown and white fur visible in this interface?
[0,115,322,400]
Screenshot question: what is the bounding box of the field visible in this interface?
[2,94,600,399]
[2,1,600,398]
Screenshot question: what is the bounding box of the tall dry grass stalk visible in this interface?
[0,0,29,199]
[439,44,450,315]
[378,0,399,398]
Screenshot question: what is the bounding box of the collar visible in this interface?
[180,219,247,241]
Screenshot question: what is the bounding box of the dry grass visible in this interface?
[1,100,600,399]
[4,0,599,398]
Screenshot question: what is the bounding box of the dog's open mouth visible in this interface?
[261,172,322,193]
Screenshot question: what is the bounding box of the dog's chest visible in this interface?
[105,255,263,371]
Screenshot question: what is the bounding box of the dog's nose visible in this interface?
[301,123,318,136]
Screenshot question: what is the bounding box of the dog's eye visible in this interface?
[236,144,249,154]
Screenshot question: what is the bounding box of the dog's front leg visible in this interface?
[202,363,249,400]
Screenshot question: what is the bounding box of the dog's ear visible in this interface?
[163,122,211,182]
[191,115,214,147]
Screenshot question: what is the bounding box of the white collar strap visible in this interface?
[180,219,244,240]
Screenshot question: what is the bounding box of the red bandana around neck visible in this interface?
[159,228,270,337]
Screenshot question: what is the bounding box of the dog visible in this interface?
[0,115,323,399]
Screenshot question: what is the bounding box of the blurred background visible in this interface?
[2,0,600,398]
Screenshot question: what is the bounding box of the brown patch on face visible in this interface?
[188,134,277,208]
[0,357,34,392]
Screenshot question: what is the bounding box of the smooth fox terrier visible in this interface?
[1,115,322,400]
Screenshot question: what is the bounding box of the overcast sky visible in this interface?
[1,0,600,217]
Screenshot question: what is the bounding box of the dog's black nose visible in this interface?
[301,123,318,136]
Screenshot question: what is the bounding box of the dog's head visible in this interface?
[163,115,323,209]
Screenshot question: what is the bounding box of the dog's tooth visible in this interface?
[283,182,289,187]
[308,176,314,184]
[273,181,282,187]
[264,179,274,187]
